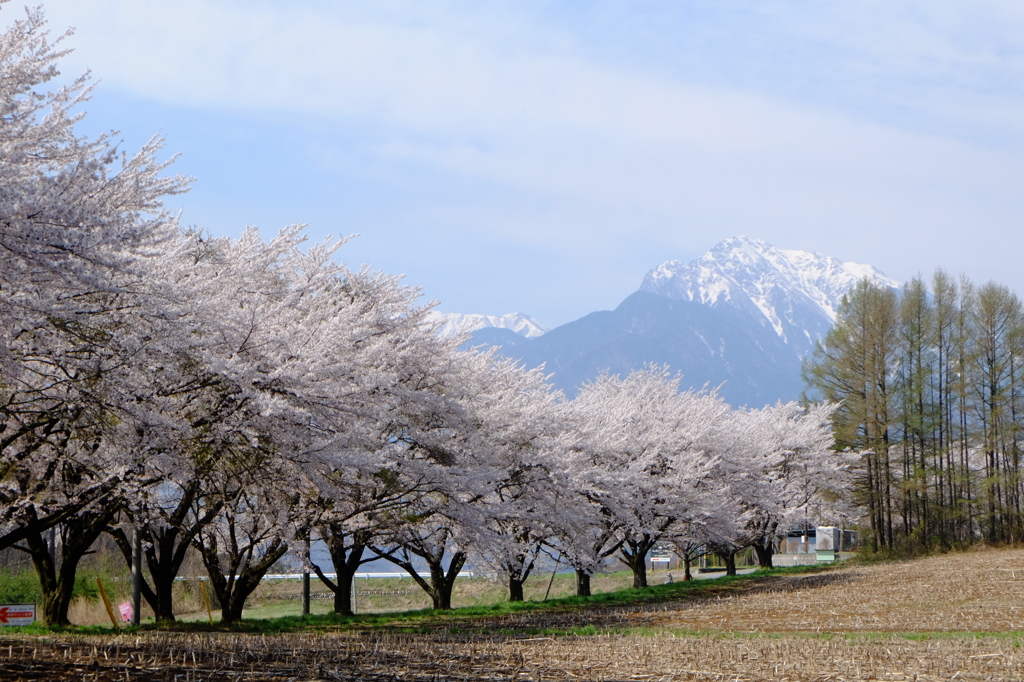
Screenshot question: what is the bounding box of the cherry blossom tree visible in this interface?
[0,4,191,624]
[560,367,729,591]
[0,3,188,557]
[289,269,474,614]
[699,401,846,573]
[449,354,567,602]
[146,224,475,618]
[192,453,294,624]
[353,351,564,610]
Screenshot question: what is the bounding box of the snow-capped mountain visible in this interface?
[640,236,899,355]
[471,237,901,407]
[427,311,547,340]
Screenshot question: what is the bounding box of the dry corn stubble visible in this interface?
[1,631,1022,681]
[642,548,1024,633]
[3,548,1024,680]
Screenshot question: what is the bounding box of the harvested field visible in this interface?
[643,546,1024,633]
[3,548,1024,681]
[1,630,1022,681]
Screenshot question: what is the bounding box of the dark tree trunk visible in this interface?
[575,568,591,597]
[618,534,658,589]
[373,545,466,611]
[753,540,774,569]
[425,551,465,610]
[312,525,371,616]
[108,482,222,622]
[23,506,118,626]
[508,575,526,602]
[334,574,353,615]
[716,549,737,576]
[682,555,693,581]
[196,533,288,624]
[25,531,73,627]
[503,549,537,603]
[630,556,648,589]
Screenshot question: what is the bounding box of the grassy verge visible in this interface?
[0,563,835,636]
[138,563,833,635]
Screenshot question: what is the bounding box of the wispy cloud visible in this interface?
[28,0,1024,323]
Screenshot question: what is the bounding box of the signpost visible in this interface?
[0,604,36,626]
[131,528,142,627]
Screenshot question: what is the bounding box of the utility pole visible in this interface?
[302,535,311,617]
[352,573,358,615]
[131,528,142,627]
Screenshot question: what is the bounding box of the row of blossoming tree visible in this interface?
[0,4,851,625]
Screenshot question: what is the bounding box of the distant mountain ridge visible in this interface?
[426,311,547,339]
[457,237,900,407]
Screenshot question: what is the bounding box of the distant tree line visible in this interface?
[805,271,1024,551]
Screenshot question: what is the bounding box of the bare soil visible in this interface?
[4,548,1024,681]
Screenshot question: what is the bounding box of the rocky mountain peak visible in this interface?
[640,236,898,349]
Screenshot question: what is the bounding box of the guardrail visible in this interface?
[176,571,475,581]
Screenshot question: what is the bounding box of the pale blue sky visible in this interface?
[22,0,1024,328]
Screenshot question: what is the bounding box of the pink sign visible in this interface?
[118,601,132,623]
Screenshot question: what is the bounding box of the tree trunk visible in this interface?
[682,554,692,581]
[752,540,774,569]
[24,507,118,626]
[618,534,658,589]
[373,545,466,611]
[631,558,648,588]
[196,533,288,624]
[313,525,371,616]
[716,549,737,576]
[109,524,186,622]
[575,568,591,597]
[425,551,465,610]
[508,575,526,602]
[26,531,74,627]
[503,549,537,603]
[108,483,222,622]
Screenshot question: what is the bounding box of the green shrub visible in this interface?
[0,568,42,604]
[73,571,100,601]
[0,559,125,606]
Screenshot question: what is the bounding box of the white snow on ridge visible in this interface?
[426,311,547,339]
[640,236,899,346]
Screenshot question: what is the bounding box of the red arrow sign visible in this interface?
[0,605,36,625]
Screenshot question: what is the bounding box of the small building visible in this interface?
[814,526,841,562]
[780,527,857,555]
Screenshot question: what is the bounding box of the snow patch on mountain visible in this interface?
[640,236,899,347]
[427,311,547,339]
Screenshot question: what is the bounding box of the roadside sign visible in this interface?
[0,604,36,626]
[651,557,671,563]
